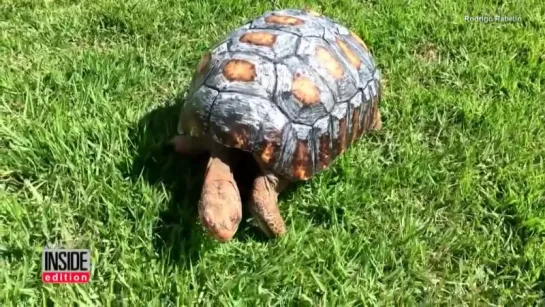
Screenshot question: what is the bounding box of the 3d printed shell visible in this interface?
[178,8,381,180]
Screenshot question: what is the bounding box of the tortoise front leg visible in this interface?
[198,142,243,242]
[173,135,242,242]
[248,171,289,238]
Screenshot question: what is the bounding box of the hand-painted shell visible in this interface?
[178,8,381,181]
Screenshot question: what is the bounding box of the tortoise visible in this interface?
[172,8,382,242]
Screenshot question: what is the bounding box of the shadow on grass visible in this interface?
[128,93,295,266]
[128,93,207,267]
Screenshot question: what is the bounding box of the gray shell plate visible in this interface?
[178,8,381,181]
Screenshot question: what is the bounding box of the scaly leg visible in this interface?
[198,142,242,242]
[248,171,289,237]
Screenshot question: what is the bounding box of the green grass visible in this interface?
[1,0,545,305]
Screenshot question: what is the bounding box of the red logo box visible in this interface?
[42,249,91,284]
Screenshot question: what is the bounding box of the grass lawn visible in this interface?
[1,0,545,305]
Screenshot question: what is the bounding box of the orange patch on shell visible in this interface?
[257,131,282,167]
[292,140,312,180]
[292,75,320,105]
[260,142,275,163]
[225,125,250,149]
[232,133,246,148]
[239,32,277,47]
[265,15,304,26]
[350,31,369,51]
[337,38,361,69]
[315,47,344,79]
[223,59,256,82]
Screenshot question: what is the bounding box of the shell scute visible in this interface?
[205,52,275,100]
[208,92,289,152]
[274,123,315,180]
[250,9,325,38]
[297,36,359,102]
[275,57,334,126]
[178,86,219,137]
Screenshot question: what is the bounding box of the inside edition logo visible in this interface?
[42,248,91,284]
